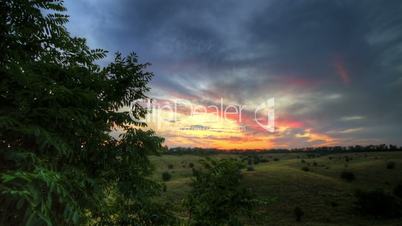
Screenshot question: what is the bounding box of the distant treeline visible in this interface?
[167,144,402,155]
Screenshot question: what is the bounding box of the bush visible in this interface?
[301,166,310,172]
[188,162,194,168]
[162,172,172,181]
[354,190,402,218]
[167,164,174,169]
[273,158,279,161]
[186,159,259,225]
[254,156,260,165]
[386,161,396,169]
[247,157,253,165]
[394,183,402,199]
[247,166,255,171]
[294,207,304,222]
[340,171,355,182]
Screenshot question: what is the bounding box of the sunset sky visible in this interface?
[66,0,402,149]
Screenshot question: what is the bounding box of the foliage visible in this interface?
[394,182,402,199]
[294,207,304,222]
[386,161,396,169]
[340,171,356,182]
[0,0,175,225]
[185,158,259,226]
[162,171,172,181]
[354,190,402,218]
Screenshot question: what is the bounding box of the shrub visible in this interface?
[294,207,304,222]
[313,162,318,167]
[354,190,402,218]
[386,161,396,169]
[330,201,339,207]
[247,166,255,171]
[247,157,253,165]
[186,159,259,225]
[167,164,174,169]
[340,171,355,182]
[188,162,194,168]
[301,159,306,164]
[254,156,261,165]
[273,158,279,161]
[162,171,172,181]
[301,166,310,172]
[394,183,402,199]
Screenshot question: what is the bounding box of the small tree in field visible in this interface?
[185,158,258,226]
[0,1,175,225]
[162,171,172,181]
[340,171,356,182]
[386,161,396,169]
[294,207,304,222]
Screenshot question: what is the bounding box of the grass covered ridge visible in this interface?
[152,151,402,226]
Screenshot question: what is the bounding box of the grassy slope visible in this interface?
[151,152,402,225]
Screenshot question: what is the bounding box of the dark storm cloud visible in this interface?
[66,0,402,146]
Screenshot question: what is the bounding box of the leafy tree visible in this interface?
[185,158,258,226]
[0,0,174,225]
[162,171,172,181]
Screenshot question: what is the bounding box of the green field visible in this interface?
[151,151,402,226]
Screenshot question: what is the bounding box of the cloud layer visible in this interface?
[66,0,402,148]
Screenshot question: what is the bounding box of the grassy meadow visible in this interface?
[151,151,402,226]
